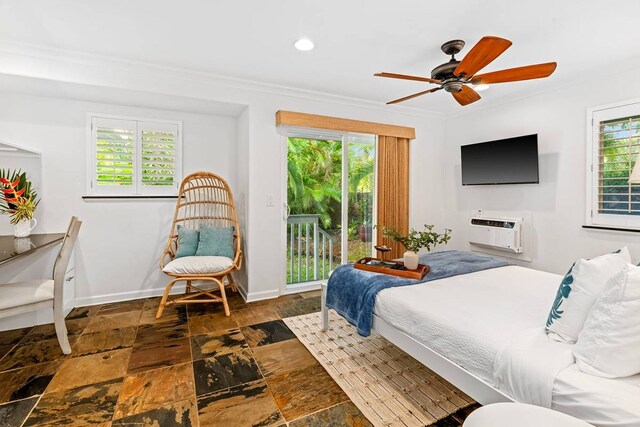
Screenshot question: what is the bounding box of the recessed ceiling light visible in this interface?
[473,84,490,92]
[294,38,315,51]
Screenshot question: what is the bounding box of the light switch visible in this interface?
[267,194,275,206]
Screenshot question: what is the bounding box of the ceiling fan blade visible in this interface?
[452,85,481,106]
[375,72,441,84]
[454,36,512,77]
[471,62,558,84]
[387,87,442,105]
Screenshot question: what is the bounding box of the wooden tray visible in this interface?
[354,257,429,280]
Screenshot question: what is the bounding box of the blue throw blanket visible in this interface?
[326,250,513,336]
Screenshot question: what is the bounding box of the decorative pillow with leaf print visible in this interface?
[545,247,630,343]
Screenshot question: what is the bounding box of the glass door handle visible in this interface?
[283,203,291,220]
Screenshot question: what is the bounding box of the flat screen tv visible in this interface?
[461,134,539,185]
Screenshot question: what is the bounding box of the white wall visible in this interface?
[0,48,446,304]
[0,92,239,306]
[443,75,640,274]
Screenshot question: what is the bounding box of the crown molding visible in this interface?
[0,40,445,120]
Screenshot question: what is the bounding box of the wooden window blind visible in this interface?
[89,116,182,196]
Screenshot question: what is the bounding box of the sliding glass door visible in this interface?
[283,131,376,290]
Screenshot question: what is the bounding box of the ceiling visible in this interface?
[1,0,639,114]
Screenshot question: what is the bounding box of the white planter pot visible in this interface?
[403,250,419,270]
[13,218,37,238]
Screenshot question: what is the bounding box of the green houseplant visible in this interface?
[0,169,40,237]
[380,224,452,269]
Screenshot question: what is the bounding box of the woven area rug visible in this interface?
[283,311,479,427]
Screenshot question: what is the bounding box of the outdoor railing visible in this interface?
[286,214,335,284]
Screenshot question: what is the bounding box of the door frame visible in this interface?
[278,127,377,296]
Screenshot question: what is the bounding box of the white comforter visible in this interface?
[373,265,640,427]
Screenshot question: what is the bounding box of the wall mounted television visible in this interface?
[461,134,539,185]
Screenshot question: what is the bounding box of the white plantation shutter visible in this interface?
[89,116,181,196]
[589,101,640,229]
[140,122,178,192]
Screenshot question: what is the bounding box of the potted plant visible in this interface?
[380,224,452,270]
[0,169,39,237]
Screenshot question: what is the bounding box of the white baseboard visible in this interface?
[74,283,189,307]
[245,288,281,303]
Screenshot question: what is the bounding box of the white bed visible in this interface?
[322,265,640,427]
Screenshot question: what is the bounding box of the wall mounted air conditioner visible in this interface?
[469,217,523,253]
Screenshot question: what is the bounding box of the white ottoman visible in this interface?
[463,403,594,427]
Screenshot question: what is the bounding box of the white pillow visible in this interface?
[545,247,630,343]
[573,263,640,378]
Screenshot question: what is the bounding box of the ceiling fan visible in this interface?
[375,36,557,106]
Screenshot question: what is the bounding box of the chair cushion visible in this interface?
[163,256,233,275]
[0,279,54,310]
[175,225,199,258]
[195,225,235,258]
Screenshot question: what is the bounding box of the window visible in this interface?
[587,100,640,229]
[87,115,182,196]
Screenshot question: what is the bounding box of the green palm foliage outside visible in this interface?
[287,138,375,231]
[599,115,640,214]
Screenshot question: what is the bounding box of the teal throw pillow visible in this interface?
[195,225,235,258]
[175,225,199,258]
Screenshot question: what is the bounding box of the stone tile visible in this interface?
[24,378,122,426]
[127,337,191,375]
[98,299,145,316]
[20,318,89,345]
[188,312,238,336]
[252,339,317,377]
[0,327,33,361]
[197,380,283,427]
[133,319,188,347]
[277,296,321,318]
[113,363,195,419]
[0,337,76,372]
[139,301,187,325]
[84,311,141,334]
[0,360,62,403]
[243,294,302,308]
[226,293,250,310]
[266,363,348,421]
[190,328,247,361]
[112,398,197,427]
[65,305,100,320]
[193,349,262,396]
[241,320,296,348]
[433,403,481,427]
[71,326,137,357]
[186,301,226,317]
[0,396,39,427]
[288,401,372,427]
[232,305,281,327]
[45,348,131,393]
[299,290,322,299]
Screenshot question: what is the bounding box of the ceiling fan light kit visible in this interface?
[376,36,557,106]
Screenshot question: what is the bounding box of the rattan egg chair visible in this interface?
[156,171,243,318]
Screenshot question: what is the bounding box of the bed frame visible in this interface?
[320,282,515,405]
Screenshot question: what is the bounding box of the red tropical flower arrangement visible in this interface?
[0,169,39,224]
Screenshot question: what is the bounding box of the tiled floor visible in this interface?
[0,290,476,426]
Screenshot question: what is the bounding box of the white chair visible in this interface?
[0,217,82,354]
